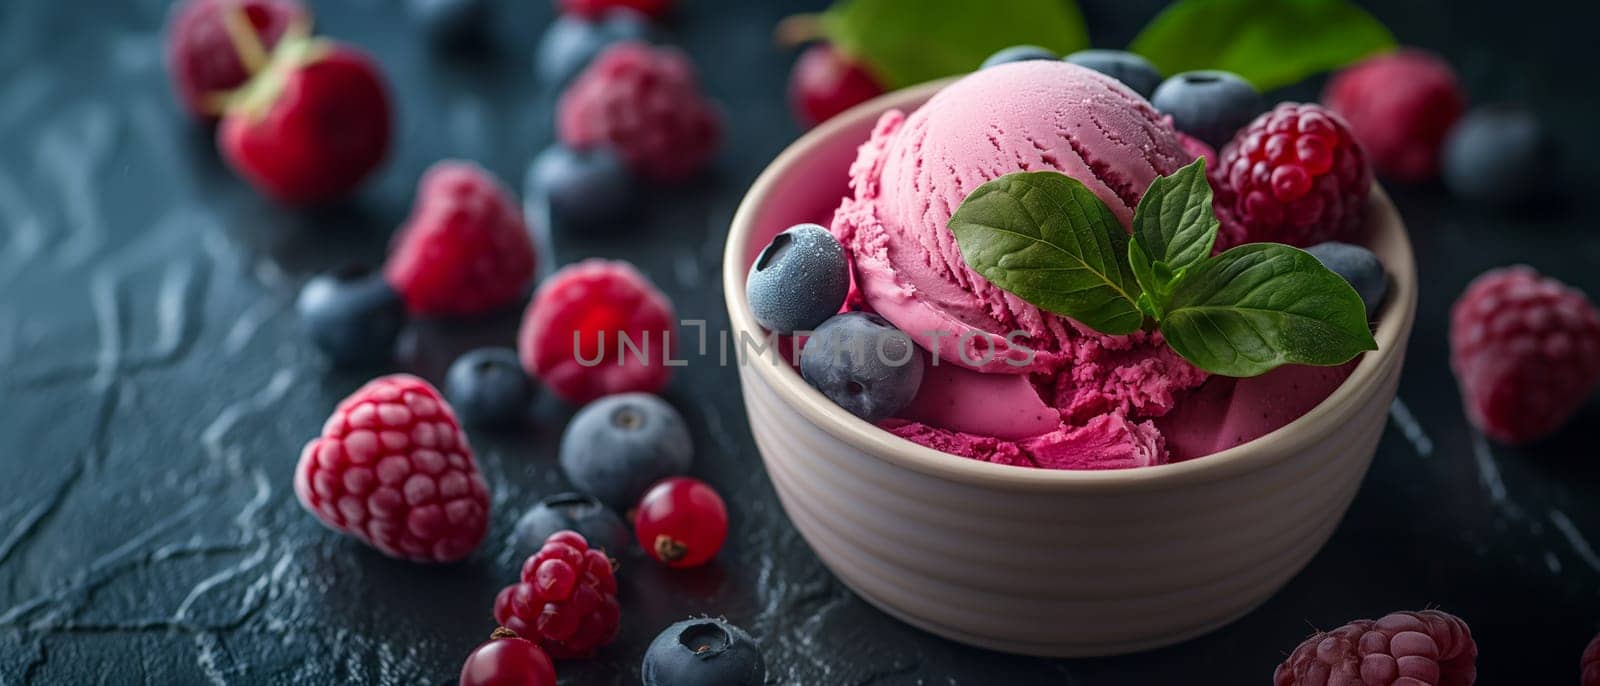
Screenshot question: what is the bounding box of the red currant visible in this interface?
[633,477,728,568]
[788,43,884,129]
[459,628,557,686]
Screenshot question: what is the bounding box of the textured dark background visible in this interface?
[1,0,1598,683]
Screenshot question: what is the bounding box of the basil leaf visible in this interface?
[1161,243,1377,376]
[949,171,1144,335]
[821,0,1089,89]
[1129,158,1217,317]
[1130,0,1395,91]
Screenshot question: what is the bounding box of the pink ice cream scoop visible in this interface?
[828,61,1353,469]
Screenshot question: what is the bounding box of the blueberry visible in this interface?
[1442,105,1550,207]
[1063,49,1163,99]
[560,393,693,511]
[527,143,637,229]
[642,618,766,686]
[1305,242,1388,319]
[409,0,489,48]
[746,223,849,334]
[296,264,406,367]
[799,313,924,422]
[536,8,651,87]
[1150,70,1263,149]
[980,45,1058,69]
[511,492,631,557]
[445,348,534,427]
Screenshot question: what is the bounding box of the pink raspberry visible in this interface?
[384,161,537,317]
[493,530,621,659]
[518,259,677,405]
[1450,266,1600,443]
[1274,609,1477,686]
[557,42,722,182]
[295,375,491,562]
[1212,103,1372,249]
[1583,632,1600,686]
[1324,50,1465,183]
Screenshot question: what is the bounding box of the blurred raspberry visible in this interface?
[518,259,677,405]
[1274,609,1477,686]
[1212,103,1371,248]
[1450,266,1600,443]
[1323,49,1465,183]
[557,42,721,182]
[494,530,621,659]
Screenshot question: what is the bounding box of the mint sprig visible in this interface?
[947,159,1377,377]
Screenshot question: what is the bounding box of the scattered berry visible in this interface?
[1583,632,1600,686]
[512,493,632,559]
[788,42,884,129]
[535,8,652,87]
[295,264,406,367]
[217,38,390,205]
[164,0,308,120]
[561,393,693,511]
[1274,609,1476,686]
[294,374,491,562]
[1442,105,1550,208]
[980,45,1057,70]
[1212,103,1372,248]
[494,530,622,659]
[746,223,849,334]
[459,627,558,686]
[1150,70,1262,149]
[1063,49,1162,99]
[642,618,767,686]
[799,312,925,422]
[560,0,672,20]
[1450,266,1600,443]
[410,0,489,48]
[527,143,637,228]
[384,161,537,317]
[634,477,727,569]
[1305,242,1388,319]
[446,348,536,427]
[1323,49,1465,183]
[557,42,722,182]
[518,259,678,405]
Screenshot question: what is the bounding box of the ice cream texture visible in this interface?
[827,61,1354,469]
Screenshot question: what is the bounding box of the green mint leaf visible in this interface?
[821,0,1089,89]
[1128,158,1217,317]
[1129,0,1395,91]
[949,171,1144,335]
[1160,243,1377,376]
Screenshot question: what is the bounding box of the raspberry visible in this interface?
[557,42,722,182]
[1584,633,1600,686]
[518,259,677,405]
[493,530,621,659]
[1274,609,1477,686]
[164,0,308,120]
[1212,103,1372,249]
[1324,50,1465,183]
[294,374,491,562]
[1449,266,1600,443]
[560,0,671,20]
[384,161,537,317]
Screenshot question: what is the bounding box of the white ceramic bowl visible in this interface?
[723,80,1417,657]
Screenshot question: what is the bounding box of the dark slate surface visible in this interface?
[1,0,1597,683]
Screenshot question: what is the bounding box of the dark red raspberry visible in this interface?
[557,42,721,182]
[518,259,677,405]
[1583,632,1600,686]
[1274,609,1477,686]
[1212,103,1372,249]
[1324,50,1465,183]
[493,531,621,659]
[295,374,491,562]
[165,0,308,120]
[384,161,537,317]
[559,0,671,20]
[1450,266,1600,443]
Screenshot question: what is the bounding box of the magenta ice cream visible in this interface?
[828,61,1353,469]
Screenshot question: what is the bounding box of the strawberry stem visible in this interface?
[773,13,824,48]
[220,3,270,75]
